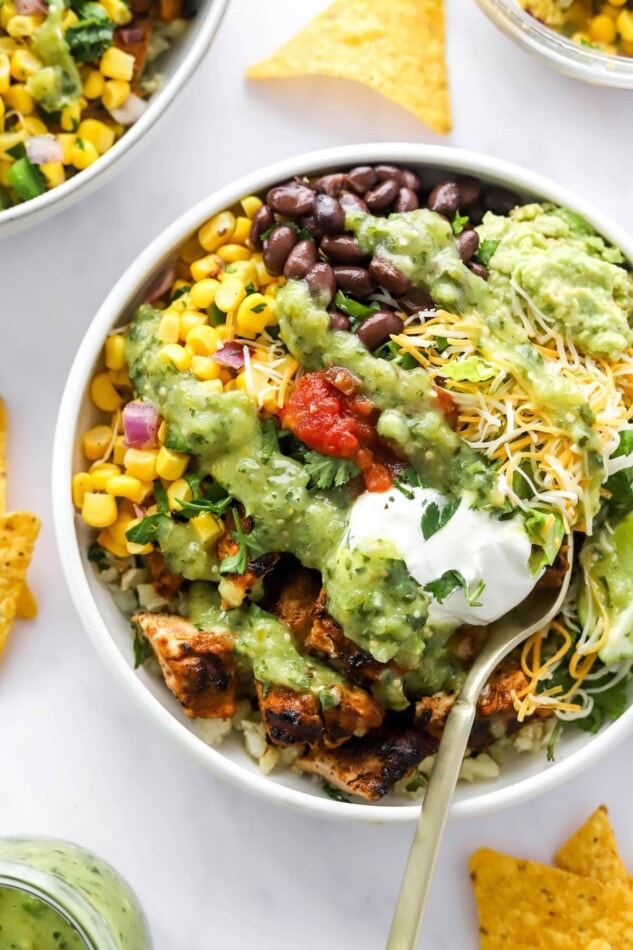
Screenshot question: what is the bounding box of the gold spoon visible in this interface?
[387,535,574,950]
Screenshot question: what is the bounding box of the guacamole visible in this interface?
[0,886,85,950]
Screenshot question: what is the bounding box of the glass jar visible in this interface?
[476,0,633,88]
[0,837,151,949]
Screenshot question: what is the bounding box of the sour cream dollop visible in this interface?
[346,487,538,627]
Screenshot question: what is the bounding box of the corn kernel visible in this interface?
[104,333,125,370]
[617,9,633,40]
[252,253,276,286]
[113,435,127,465]
[71,137,99,169]
[0,53,10,94]
[91,462,121,490]
[109,513,135,550]
[6,14,41,37]
[100,0,133,23]
[590,13,617,41]
[190,278,220,309]
[124,448,157,481]
[215,277,245,313]
[186,324,217,356]
[190,356,222,381]
[190,512,222,546]
[180,235,204,263]
[10,49,42,81]
[190,253,224,283]
[4,84,34,113]
[214,326,230,342]
[82,69,105,99]
[101,79,130,110]
[199,379,224,394]
[198,210,235,253]
[82,424,113,460]
[166,477,192,512]
[41,162,65,188]
[608,0,627,6]
[236,293,274,335]
[90,372,122,412]
[78,118,115,155]
[179,310,207,340]
[23,115,47,136]
[105,473,150,503]
[100,46,135,81]
[82,492,118,528]
[158,343,191,372]
[56,133,76,165]
[232,216,252,245]
[157,420,168,443]
[60,100,83,132]
[62,9,79,28]
[157,312,180,344]
[225,260,258,288]
[72,472,93,508]
[0,3,16,29]
[97,528,130,558]
[216,243,251,264]
[125,523,154,556]
[240,195,262,218]
[155,446,189,480]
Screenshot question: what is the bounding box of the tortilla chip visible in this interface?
[15,583,38,621]
[469,848,633,948]
[0,398,6,516]
[555,806,629,887]
[0,511,40,655]
[247,0,451,135]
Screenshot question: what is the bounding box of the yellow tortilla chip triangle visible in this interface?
[555,805,629,886]
[0,511,40,656]
[247,0,451,135]
[470,848,633,948]
[15,583,38,620]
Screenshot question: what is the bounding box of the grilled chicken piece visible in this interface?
[269,566,321,642]
[305,589,385,687]
[146,550,183,600]
[256,681,384,749]
[217,513,279,609]
[415,667,550,752]
[114,17,152,83]
[133,612,237,719]
[297,728,433,801]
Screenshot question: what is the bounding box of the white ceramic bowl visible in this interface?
[53,144,633,823]
[0,0,228,237]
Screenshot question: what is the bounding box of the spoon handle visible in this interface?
[386,697,477,950]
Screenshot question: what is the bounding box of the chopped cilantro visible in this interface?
[219,508,267,574]
[420,497,460,540]
[171,285,191,301]
[66,18,116,64]
[404,774,427,793]
[153,479,169,514]
[260,418,280,458]
[322,782,350,803]
[546,719,562,762]
[207,303,225,326]
[126,512,170,545]
[183,469,206,497]
[334,290,380,323]
[434,336,449,353]
[87,542,108,570]
[451,211,469,235]
[394,466,428,498]
[132,624,153,669]
[303,450,361,490]
[423,570,485,606]
[474,238,500,269]
[163,430,193,453]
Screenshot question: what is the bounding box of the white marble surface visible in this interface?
[1,1,633,947]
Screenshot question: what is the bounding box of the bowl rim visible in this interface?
[0,0,228,234]
[52,142,633,824]
[475,0,633,88]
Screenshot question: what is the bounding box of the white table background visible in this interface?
[2,1,633,946]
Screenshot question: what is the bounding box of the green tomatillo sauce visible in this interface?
[0,886,84,950]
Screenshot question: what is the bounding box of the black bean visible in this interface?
[314,173,349,197]
[457,176,482,208]
[398,287,435,315]
[339,192,369,214]
[347,165,378,194]
[468,261,488,280]
[320,234,369,265]
[375,164,404,183]
[366,179,399,213]
[455,229,480,263]
[306,262,336,307]
[394,187,419,213]
[250,205,273,252]
[466,204,485,227]
[333,266,374,298]
[485,186,520,215]
[313,194,345,233]
[368,256,411,294]
[427,179,461,216]
[400,169,422,192]
[263,225,298,276]
[266,182,315,216]
[298,214,325,241]
[355,310,404,350]
[328,309,351,332]
[284,240,319,280]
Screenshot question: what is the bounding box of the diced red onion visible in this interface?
[145,265,175,303]
[133,504,146,519]
[123,401,159,449]
[15,0,46,13]
[116,24,147,45]
[108,93,148,127]
[25,134,64,166]
[212,342,249,370]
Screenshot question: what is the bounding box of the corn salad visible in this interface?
[520,0,633,56]
[0,0,194,208]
